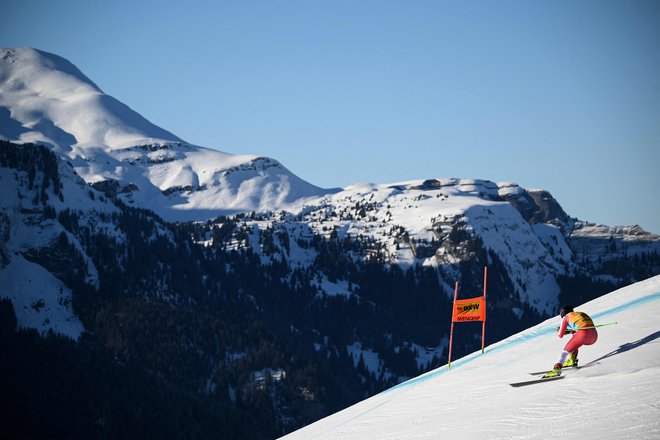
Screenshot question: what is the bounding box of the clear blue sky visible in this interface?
[3,0,660,233]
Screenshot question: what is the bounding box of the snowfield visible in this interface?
[282,275,660,439]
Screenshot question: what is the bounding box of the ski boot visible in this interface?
[543,363,563,378]
[563,352,578,368]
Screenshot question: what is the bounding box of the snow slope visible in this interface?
[282,275,660,439]
[0,48,334,220]
[0,47,181,151]
[0,254,84,339]
[0,144,120,339]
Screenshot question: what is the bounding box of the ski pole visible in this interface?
[555,322,618,332]
[579,322,618,330]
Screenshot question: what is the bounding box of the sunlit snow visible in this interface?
[282,276,660,439]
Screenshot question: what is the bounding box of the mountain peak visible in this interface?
[1,47,102,92]
[0,48,333,220]
[0,47,182,151]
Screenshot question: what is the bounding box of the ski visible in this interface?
[527,362,597,376]
[509,375,565,387]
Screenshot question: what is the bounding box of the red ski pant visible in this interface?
[564,328,598,355]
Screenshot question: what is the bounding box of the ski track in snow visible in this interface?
[282,276,660,439]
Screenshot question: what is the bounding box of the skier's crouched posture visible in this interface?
[548,305,598,376]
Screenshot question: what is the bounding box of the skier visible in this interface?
[545,305,598,377]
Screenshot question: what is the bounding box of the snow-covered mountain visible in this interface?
[0,48,182,151]
[228,178,659,315]
[0,47,334,221]
[2,47,659,439]
[2,46,659,333]
[282,275,660,439]
[1,140,659,438]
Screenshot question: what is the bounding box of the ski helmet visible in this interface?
[559,305,574,318]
